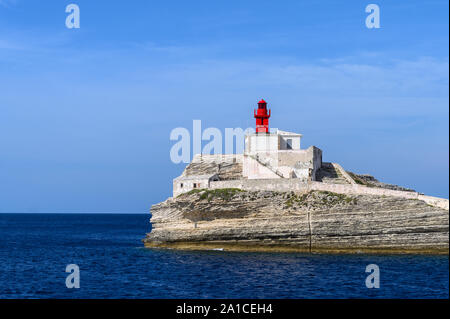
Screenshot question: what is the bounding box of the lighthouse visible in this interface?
[172,97,324,196]
[254,99,271,133]
[246,98,303,155]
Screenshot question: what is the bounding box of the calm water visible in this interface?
[0,213,448,299]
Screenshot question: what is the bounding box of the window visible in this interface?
[286,138,293,149]
[180,183,183,188]
[193,183,197,188]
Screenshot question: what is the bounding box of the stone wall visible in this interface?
[209,179,449,209]
[210,179,309,192]
[418,195,450,210]
[192,154,243,164]
[208,180,243,189]
[173,175,214,197]
[174,154,448,210]
[242,155,282,179]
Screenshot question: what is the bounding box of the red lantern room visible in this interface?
[254,99,271,133]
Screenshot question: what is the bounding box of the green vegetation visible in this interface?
[181,188,358,207]
[285,193,308,208]
[284,190,357,208]
[179,188,245,201]
[178,188,205,197]
[319,191,357,205]
[196,188,244,201]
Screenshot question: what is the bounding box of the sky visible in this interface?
[0,0,448,213]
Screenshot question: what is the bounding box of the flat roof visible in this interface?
[247,129,303,137]
[174,174,217,181]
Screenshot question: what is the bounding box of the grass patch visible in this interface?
[285,193,308,207]
[178,188,205,197]
[179,188,244,201]
[198,188,244,202]
[318,191,358,205]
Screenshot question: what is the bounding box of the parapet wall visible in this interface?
[192,154,243,164]
[418,195,450,210]
[210,179,309,192]
[209,179,449,210]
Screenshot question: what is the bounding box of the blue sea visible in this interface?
[0,213,448,299]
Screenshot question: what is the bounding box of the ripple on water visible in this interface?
[0,214,448,299]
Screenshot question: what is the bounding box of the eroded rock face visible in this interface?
[144,190,449,254]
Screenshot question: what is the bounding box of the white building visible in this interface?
[245,129,302,153]
[173,129,322,197]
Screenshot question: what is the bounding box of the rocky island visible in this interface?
[144,100,449,254]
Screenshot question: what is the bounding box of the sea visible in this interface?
[0,213,448,299]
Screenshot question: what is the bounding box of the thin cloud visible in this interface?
[0,0,18,7]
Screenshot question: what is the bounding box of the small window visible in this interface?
[193,183,197,188]
[180,183,183,188]
[286,139,293,149]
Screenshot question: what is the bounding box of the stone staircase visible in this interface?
[331,163,357,185]
[316,162,350,184]
[248,154,285,178]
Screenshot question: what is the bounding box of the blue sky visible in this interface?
[0,0,448,213]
